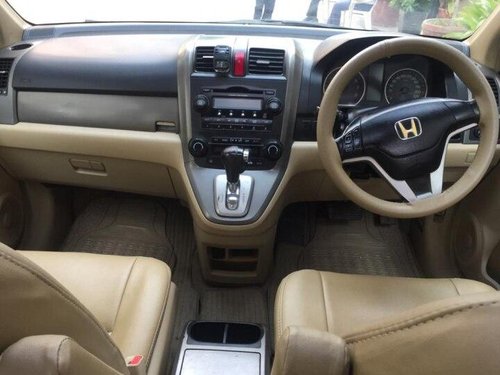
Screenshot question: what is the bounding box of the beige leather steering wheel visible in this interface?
[317,37,498,219]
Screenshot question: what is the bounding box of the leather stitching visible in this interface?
[0,251,126,370]
[56,337,71,375]
[110,257,138,333]
[275,274,290,342]
[449,279,461,295]
[281,328,292,374]
[347,301,499,346]
[145,266,171,368]
[318,272,330,332]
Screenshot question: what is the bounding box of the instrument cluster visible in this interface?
[322,55,441,108]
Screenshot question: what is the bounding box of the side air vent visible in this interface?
[486,77,499,107]
[194,46,215,72]
[248,48,285,75]
[0,58,14,95]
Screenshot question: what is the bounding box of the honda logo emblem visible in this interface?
[395,117,422,140]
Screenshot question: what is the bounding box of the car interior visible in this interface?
[0,0,499,374]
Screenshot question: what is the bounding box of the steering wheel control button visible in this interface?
[339,125,363,158]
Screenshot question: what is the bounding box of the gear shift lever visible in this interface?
[215,146,252,215]
[222,146,246,189]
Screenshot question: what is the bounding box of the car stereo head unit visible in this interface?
[193,87,282,124]
[188,84,286,170]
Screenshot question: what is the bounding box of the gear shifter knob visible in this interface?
[222,146,246,184]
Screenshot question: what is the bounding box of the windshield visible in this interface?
[7,0,499,40]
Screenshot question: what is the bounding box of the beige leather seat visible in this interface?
[273,269,500,375]
[0,243,176,375]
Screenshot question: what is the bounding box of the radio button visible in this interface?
[266,97,282,115]
[194,95,210,112]
[188,137,208,158]
[263,140,283,161]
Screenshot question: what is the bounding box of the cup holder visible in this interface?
[188,321,263,346]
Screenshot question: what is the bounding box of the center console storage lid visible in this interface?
[12,34,184,95]
[176,321,268,375]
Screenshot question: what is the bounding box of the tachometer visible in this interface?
[323,67,366,106]
[384,68,428,104]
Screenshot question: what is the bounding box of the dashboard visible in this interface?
[0,23,498,226]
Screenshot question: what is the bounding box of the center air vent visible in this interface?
[194,46,215,72]
[248,48,285,75]
[0,58,14,95]
[486,77,499,107]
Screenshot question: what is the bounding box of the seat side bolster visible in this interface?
[0,335,125,375]
[271,326,349,375]
[345,292,500,375]
[274,270,330,347]
[110,257,172,368]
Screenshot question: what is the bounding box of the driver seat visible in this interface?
[273,269,500,375]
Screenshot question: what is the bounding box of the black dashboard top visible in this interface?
[13,34,187,96]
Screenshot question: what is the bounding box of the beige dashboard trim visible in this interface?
[0,123,498,234]
[0,0,26,48]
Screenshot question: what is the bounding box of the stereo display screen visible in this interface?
[213,97,262,111]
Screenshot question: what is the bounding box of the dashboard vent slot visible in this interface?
[486,77,499,107]
[194,46,215,72]
[248,48,285,75]
[0,58,14,94]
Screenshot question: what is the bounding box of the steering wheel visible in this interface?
[317,37,498,219]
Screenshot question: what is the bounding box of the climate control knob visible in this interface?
[263,140,283,161]
[188,137,208,157]
[193,95,210,112]
[266,97,282,115]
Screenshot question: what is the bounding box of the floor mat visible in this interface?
[62,197,175,265]
[299,214,421,277]
[199,288,267,325]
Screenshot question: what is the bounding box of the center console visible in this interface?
[179,36,300,284]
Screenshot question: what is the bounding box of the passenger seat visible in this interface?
[0,244,176,375]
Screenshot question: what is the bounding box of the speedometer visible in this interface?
[384,68,428,104]
[323,67,366,106]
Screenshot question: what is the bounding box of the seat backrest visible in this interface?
[0,243,129,374]
[272,291,500,375]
